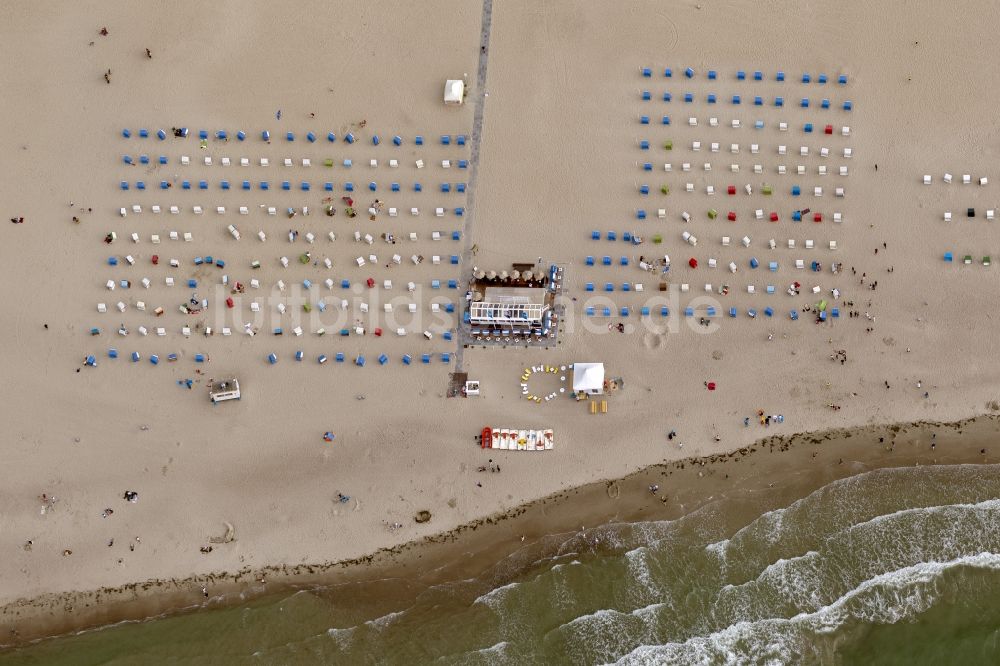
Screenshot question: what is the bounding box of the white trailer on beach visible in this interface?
[210,378,241,404]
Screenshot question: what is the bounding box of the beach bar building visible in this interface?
[572,362,605,396]
[470,287,549,330]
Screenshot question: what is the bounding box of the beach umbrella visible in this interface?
[486,270,497,281]
[474,270,486,280]
[499,270,509,281]
[689,258,698,268]
[473,291,484,302]
[511,270,520,280]
[522,270,533,281]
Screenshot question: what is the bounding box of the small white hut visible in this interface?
[572,363,605,395]
[444,79,465,105]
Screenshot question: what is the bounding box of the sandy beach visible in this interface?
[4,0,1000,648]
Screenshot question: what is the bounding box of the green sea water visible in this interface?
[4,464,1000,665]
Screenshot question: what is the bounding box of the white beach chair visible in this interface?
[680,283,689,292]
[169,231,178,240]
[151,205,161,214]
[383,279,392,290]
[829,241,838,250]
[732,119,740,128]
[240,158,249,167]
[751,144,759,154]
[217,206,225,214]
[709,117,719,127]
[432,255,441,265]
[151,234,160,244]
[415,159,424,169]
[165,277,174,286]
[204,157,212,166]
[442,160,451,168]
[283,158,292,167]
[731,143,739,154]
[755,209,763,220]
[239,206,249,215]
[944,212,952,221]
[691,143,700,153]
[923,175,932,185]
[805,240,814,249]
[131,232,140,243]
[411,208,419,216]
[389,159,398,168]
[408,281,416,292]
[706,185,715,195]
[818,166,827,176]
[181,156,190,165]
[97,302,107,313]
[658,209,666,219]
[711,142,720,153]
[754,164,762,174]
[267,207,277,215]
[222,327,232,336]
[389,207,398,217]
[688,117,697,126]
[193,206,203,215]
[795,259,805,269]
[778,165,787,175]
[963,174,972,184]
[820,148,829,158]
[731,164,740,173]
[260,158,269,167]
[741,235,751,247]
[280,256,289,267]
[788,239,796,249]
[685,183,694,192]
[369,159,376,168]
[833,213,842,223]
[250,302,260,312]
[843,148,852,158]
[141,277,150,288]
[704,163,711,171]
[182,326,191,336]
[119,207,127,218]
[156,327,166,336]
[302,158,311,167]
[835,187,845,197]
[682,162,691,171]
[778,145,786,155]
[132,205,142,214]
[778,122,788,131]
[183,232,193,242]
[800,146,809,156]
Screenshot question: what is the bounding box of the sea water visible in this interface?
[5,464,1000,665]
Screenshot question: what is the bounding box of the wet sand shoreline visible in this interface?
[4,413,998,650]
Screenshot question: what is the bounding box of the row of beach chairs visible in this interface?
[123,155,470,170]
[586,304,841,319]
[923,174,988,186]
[589,230,840,246]
[119,179,468,193]
[120,203,466,217]
[641,68,848,85]
[640,91,853,110]
[121,129,469,145]
[943,253,992,266]
[654,140,851,156]
[942,209,997,221]
[89,350,452,367]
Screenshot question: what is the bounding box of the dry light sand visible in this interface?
[3,0,1000,642]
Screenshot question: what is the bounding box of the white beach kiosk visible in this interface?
[444,79,465,105]
[572,363,605,396]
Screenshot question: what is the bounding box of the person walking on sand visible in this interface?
[145,48,152,59]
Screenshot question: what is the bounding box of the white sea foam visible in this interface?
[363,609,406,630]
[326,625,356,650]
[614,552,1000,665]
[472,581,521,608]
